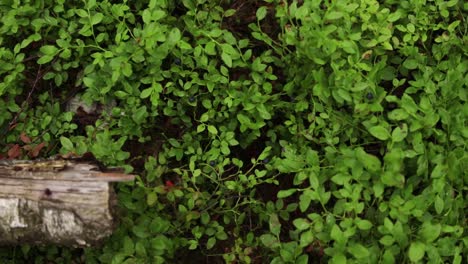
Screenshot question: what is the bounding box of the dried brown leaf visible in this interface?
[20,132,32,143]
[8,144,22,159]
[30,142,46,157]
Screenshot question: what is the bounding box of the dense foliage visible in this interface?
[1,0,467,263]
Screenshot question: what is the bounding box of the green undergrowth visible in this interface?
[0,0,467,263]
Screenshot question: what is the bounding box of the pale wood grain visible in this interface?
[0,160,135,247]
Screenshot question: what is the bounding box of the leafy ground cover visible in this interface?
[0,0,467,263]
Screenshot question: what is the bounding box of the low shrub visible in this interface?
[1,0,466,263]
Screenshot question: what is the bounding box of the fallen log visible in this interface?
[0,159,135,247]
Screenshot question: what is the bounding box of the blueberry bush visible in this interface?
[0,0,467,263]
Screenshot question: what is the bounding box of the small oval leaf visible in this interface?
[369,126,390,140]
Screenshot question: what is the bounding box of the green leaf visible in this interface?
[276,157,305,172]
[90,13,103,25]
[356,148,381,172]
[434,195,444,214]
[256,103,272,120]
[326,11,344,20]
[200,212,210,225]
[114,91,128,99]
[430,163,445,178]
[200,113,209,122]
[216,230,228,240]
[293,218,310,230]
[209,28,223,38]
[355,219,373,230]
[142,9,152,24]
[167,28,181,46]
[330,253,347,264]
[75,9,88,17]
[40,45,58,55]
[140,88,153,98]
[258,146,272,161]
[182,0,195,9]
[224,9,236,17]
[221,43,238,56]
[280,249,293,262]
[299,191,313,212]
[152,237,167,250]
[147,192,157,206]
[205,42,216,55]
[419,222,441,243]
[132,225,149,239]
[207,125,218,135]
[256,6,267,21]
[197,124,205,133]
[188,240,198,250]
[122,236,134,256]
[21,245,30,256]
[300,230,314,247]
[260,234,279,248]
[408,241,425,262]
[296,255,309,264]
[135,241,147,257]
[221,51,232,67]
[152,10,166,21]
[277,189,297,198]
[384,217,394,231]
[387,11,402,22]
[178,41,192,50]
[347,243,369,258]
[383,250,396,263]
[237,113,250,125]
[206,237,216,249]
[41,115,52,129]
[392,124,408,142]
[37,55,54,64]
[330,224,344,242]
[86,0,96,8]
[369,126,390,140]
[448,20,460,32]
[60,136,74,150]
[379,235,395,246]
[401,94,419,113]
[403,59,418,70]
[382,171,404,187]
[269,213,281,236]
[388,109,409,120]
[132,106,148,123]
[373,182,384,197]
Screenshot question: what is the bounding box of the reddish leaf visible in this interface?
[8,144,22,159]
[20,132,32,143]
[165,180,175,188]
[30,142,46,157]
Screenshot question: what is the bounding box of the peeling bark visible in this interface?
[0,160,134,247]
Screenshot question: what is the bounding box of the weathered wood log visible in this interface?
[0,159,135,247]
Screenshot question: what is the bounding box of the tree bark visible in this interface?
[0,160,134,247]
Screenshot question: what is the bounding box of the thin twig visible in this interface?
[8,64,47,129]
